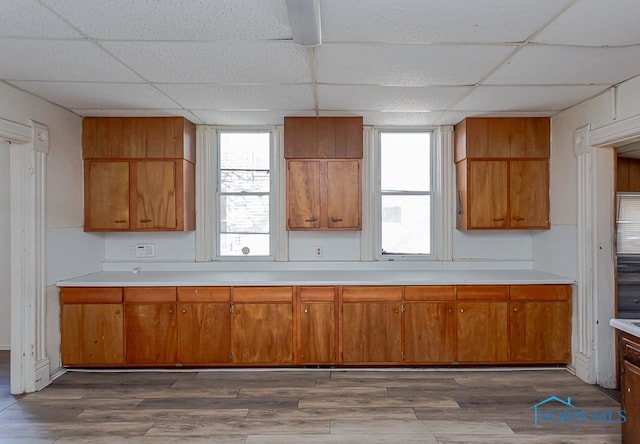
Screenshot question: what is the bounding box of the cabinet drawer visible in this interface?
[623,335,640,367]
[299,287,336,302]
[457,286,508,301]
[232,287,293,303]
[510,285,571,301]
[404,286,455,301]
[124,287,177,302]
[342,286,402,302]
[60,287,123,304]
[178,287,230,302]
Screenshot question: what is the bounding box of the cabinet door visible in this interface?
[457,302,508,363]
[342,302,402,363]
[178,303,231,364]
[623,361,640,442]
[125,303,177,365]
[509,160,549,228]
[327,160,361,229]
[85,161,130,230]
[509,118,550,158]
[61,304,124,365]
[509,301,571,363]
[231,303,293,364]
[468,161,508,228]
[300,302,335,364]
[134,160,177,229]
[287,160,321,229]
[404,302,456,363]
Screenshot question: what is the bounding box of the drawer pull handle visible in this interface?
[305,218,318,222]
[493,217,505,222]
[331,218,343,223]
[513,217,526,221]
[140,219,152,223]
[114,220,127,223]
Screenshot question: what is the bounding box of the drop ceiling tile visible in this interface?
[157,84,314,110]
[315,44,516,86]
[192,110,315,126]
[74,109,202,123]
[534,0,640,46]
[326,110,446,127]
[10,81,179,110]
[453,85,607,112]
[102,41,310,83]
[317,85,471,111]
[0,0,82,38]
[321,0,572,43]
[42,0,291,40]
[486,45,640,85]
[0,40,142,82]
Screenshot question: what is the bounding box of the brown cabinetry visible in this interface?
[621,333,640,442]
[82,117,195,232]
[284,116,363,159]
[404,286,457,363]
[177,287,231,365]
[341,287,403,363]
[230,287,294,364]
[509,285,571,363]
[124,287,178,365]
[456,286,509,363]
[455,117,550,230]
[297,287,336,364]
[60,287,124,366]
[287,159,361,230]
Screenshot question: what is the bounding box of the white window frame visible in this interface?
[362,125,453,262]
[195,126,287,262]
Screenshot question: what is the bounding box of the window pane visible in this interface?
[220,170,269,193]
[220,195,269,234]
[220,132,270,170]
[220,233,270,256]
[381,132,430,192]
[381,195,430,255]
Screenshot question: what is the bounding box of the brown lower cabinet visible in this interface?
[621,333,640,442]
[59,283,572,367]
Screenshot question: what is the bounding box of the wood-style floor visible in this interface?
[0,356,623,443]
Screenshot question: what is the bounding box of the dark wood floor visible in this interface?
[0,357,623,442]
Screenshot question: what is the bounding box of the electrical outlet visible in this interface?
[135,244,156,258]
[315,246,322,257]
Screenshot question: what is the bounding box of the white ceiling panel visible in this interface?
[41,0,291,41]
[315,44,516,86]
[327,110,446,127]
[192,110,314,126]
[321,0,572,43]
[453,85,608,112]
[534,0,640,46]
[102,41,311,84]
[485,45,640,85]
[0,40,142,82]
[317,85,471,111]
[157,84,314,110]
[9,81,179,110]
[0,0,81,38]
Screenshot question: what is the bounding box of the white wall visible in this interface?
[0,83,103,374]
[0,141,10,349]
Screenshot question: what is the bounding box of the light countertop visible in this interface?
[56,269,574,287]
[610,318,640,338]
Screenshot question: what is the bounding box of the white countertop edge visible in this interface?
[56,269,575,287]
[610,318,640,338]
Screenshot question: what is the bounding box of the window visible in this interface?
[217,131,273,257]
[376,130,434,258]
[617,193,640,255]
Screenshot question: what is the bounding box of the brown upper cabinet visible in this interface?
[284,116,363,159]
[455,117,550,231]
[83,117,195,161]
[82,117,196,232]
[454,117,550,161]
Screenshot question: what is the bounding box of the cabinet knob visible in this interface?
[235,309,241,315]
[493,217,505,222]
[115,309,121,315]
[448,308,453,313]
[460,308,464,313]
[168,309,174,315]
[182,309,187,314]
[304,308,309,314]
[395,309,399,313]
[513,308,518,312]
